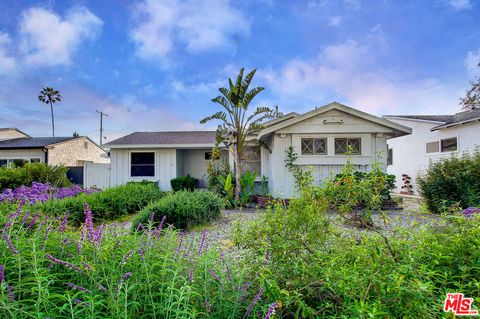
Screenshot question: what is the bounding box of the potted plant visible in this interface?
[254,176,272,207]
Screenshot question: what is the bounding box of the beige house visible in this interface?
[0,130,109,168]
[105,102,411,197]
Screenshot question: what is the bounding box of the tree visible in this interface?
[460,62,480,111]
[38,87,62,137]
[200,68,274,201]
[72,132,80,137]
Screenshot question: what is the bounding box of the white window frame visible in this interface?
[440,137,458,153]
[130,151,156,178]
[0,157,42,168]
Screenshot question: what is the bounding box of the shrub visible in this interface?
[207,159,231,195]
[0,202,265,318]
[133,191,222,230]
[33,183,163,225]
[334,170,395,200]
[170,175,198,192]
[417,150,480,213]
[0,163,71,191]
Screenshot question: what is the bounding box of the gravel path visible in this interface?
[188,208,442,252]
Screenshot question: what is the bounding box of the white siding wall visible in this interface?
[84,162,110,189]
[386,118,480,194]
[110,148,176,191]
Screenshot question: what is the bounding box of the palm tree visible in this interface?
[38,87,62,137]
[200,68,274,201]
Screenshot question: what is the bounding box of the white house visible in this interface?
[105,102,411,198]
[384,108,480,194]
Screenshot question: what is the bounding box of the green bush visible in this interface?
[335,170,395,200]
[34,183,164,225]
[207,159,231,195]
[417,150,480,213]
[170,175,198,192]
[133,191,222,230]
[0,163,71,190]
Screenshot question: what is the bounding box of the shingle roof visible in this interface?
[105,131,217,146]
[0,137,76,149]
[384,109,480,128]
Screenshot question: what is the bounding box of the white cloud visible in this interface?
[329,16,342,27]
[0,32,16,73]
[130,0,250,61]
[19,6,102,66]
[465,49,480,77]
[260,39,462,115]
[447,0,471,10]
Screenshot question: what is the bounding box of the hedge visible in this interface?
[170,175,198,192]
[0,163,71,191]
[132,191,223,230]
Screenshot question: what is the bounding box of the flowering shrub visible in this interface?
[461,207,480,217]
[0,182,97,205]
[0,203,274,318]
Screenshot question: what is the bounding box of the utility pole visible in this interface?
[96,110,109,146]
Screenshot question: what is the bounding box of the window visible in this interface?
[241,147,261,175]
[0,158,41,168]
[301,138,327,155]
[131,152,155,177]
[387,148,393,166]
[334,138,361,155]
[205,152,213,160]
[84,141,88,149]
[441,137,457,152]
[426,141,439,153]
[31,158,41,163]
[0,160,7,167]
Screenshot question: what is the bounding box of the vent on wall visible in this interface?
[322,119,344,125]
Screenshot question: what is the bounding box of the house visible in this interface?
[105,102,411,197]
[384,108,480,194]
[0,130,109,168]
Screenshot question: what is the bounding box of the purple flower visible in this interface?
[27,213,39,230]
[121,250,134,265]
[115,272,132,294]
[208,270,221,284]
[67,283,88,291]
[0,265,4,282]
[21,211,31,226]
[263,250,270,266]
[7,285,14,301]
[176,231,185,254]
[264,302,278,319]
[43,226,51,242]
[84,204,96,241]
[149,212,155,222]
[46,254,82,273]
[462,207,480,217]
[73,298,83,305]
[197,229,207,256]
[82,262,92,271]
[243,287,265,319]
[60,212,69,233]
[4,235,18,255]
[98,284,106,291]
[157,216,167,232]
[138,249,145,261]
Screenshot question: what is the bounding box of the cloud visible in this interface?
[130,0,250,61]
[0,32,15,73]
[447,0,471,10]
[465,49,480,77]
[259,39,463,115]
[328,16,342,27]
[19,6,103,66]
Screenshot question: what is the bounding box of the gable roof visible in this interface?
[0,128,30,138]
[258,102,412,138]
[384,108,480,131]
[0,137,76,149]
[105,131,217,148]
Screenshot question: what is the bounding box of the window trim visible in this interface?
[0,157,42,168]
[130,151,155,178]
[387,148,393,166]
[334,137,362,155]
[440,137,458,153]
[301,138,327,155]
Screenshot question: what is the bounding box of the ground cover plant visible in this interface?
[133,190,222,230]
[0,163,71,191]
[418,149,480,213]
[0,204,274,318]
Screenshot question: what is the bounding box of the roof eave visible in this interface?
[430,117,480,131]
[107,143,217,149]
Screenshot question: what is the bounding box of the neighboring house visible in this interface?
[0,128,30,141]
[384,109,480,194]
[0,132,109,168]
[105,102,411,197]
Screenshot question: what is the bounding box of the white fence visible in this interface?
[83,162,110,189]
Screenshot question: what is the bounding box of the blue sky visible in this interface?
[0,0,479,142]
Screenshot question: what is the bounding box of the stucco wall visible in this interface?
[0,129,29,141]
[110,148,176,190]
[48,137,109,167]
[386,118,480,194]
[0,149,45,162]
